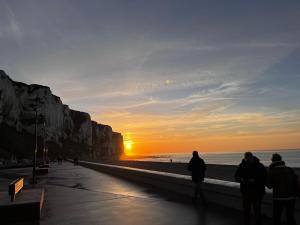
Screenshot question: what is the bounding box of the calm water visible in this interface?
[136,149,300,167]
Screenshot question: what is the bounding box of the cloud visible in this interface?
[1,0,300,152]
[0,1,23,48]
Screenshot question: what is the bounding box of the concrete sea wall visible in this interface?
[93,160,300,182]
[79,160,300,222]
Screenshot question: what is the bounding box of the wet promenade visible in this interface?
[0,162,265,225]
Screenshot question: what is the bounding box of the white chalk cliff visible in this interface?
[0,70,124,159]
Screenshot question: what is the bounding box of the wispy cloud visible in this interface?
[1,0,300,153]
[2,1,23,48]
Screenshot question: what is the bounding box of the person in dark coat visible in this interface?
[73,156,79,166]
[188,151,207,204]
[235,152,267,225]
[266,153,298,225]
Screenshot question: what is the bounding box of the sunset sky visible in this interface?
[1,0,300,155]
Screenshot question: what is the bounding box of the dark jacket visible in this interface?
[188,156,206,182]
[267,161,298,200]
[235,157,267,196]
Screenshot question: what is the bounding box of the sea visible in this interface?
[134,149,300,167]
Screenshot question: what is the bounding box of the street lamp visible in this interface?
[45,147,48,163]
[32,98,45,184]
[32,109,38,184]
[43,121,46,164]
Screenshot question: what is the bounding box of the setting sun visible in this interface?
[124,140,134,156]
[126,142,132,150]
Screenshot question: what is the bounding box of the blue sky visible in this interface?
[1,0,300,153]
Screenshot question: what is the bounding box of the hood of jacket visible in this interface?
[240,156,260,164]
[269,160,285,169]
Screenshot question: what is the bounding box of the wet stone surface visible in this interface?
[0,162,266,225]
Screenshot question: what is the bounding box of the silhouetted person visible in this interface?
[235,152,267,225]
[57,156,62,165]
[188,151,207,204]
[266,153,298,225]
[74,157,79,166]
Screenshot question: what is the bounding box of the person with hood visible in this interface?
[266,153,298,225]
[188,150,207,204]
[235,152,267,225]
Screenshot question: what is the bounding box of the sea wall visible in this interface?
[79,160,300,222]
[95,160,300,182]
[0,70,123,159]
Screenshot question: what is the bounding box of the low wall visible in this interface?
[79,161,300,222]
[89,160,300,182]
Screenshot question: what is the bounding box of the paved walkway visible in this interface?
[1,162,258,225]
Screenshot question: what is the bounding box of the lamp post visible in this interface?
[45,147,48,163]
[43,121,46,164]
[32,109,38,184]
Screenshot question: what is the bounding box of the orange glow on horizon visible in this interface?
[127,132,300,155]
[118,131,300,156]
[94,111,300,156]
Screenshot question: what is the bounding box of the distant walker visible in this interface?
[187,150,207,205]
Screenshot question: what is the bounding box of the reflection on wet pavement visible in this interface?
[46,165,154,199]
[2,162,246,225]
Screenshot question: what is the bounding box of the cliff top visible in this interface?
[1,69,118,133]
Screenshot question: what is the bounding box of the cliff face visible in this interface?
[0,70,123,159]
[92,122,124,159]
